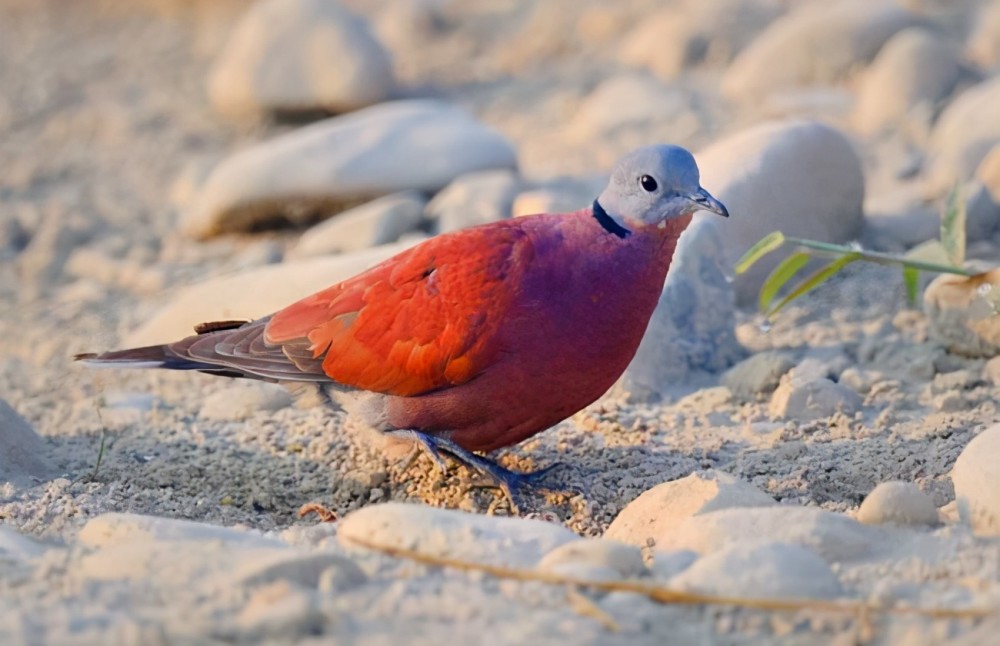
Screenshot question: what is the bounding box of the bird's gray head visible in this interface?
[594,144,728,237]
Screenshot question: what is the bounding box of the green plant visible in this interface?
[735,186,975,320]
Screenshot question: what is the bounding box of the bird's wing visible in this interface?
[263,223,534,396]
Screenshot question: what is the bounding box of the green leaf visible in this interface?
[759,252,811,313]
[902,266,920,304]
[735,231,785,275]
[941,184,966,266]
[904,240,955,268]
[766,253,861,319]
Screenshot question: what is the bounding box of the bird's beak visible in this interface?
[688,187,729,218]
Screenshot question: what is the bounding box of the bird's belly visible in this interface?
[383,296,653,453]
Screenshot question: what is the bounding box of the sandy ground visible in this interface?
[3,0,1000,644]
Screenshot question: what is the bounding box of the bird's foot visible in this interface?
[391,430,566,514]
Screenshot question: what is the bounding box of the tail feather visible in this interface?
[75,344,213,371]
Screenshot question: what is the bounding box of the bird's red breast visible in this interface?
[265,223,535,396]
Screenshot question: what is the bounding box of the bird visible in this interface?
[77,144,729,511]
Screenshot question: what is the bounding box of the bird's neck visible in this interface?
[589,201,691,249]
[591,199,631,239]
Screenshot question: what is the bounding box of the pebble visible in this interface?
[965,181,1000,242]
[426,169,521,234]
[537,539,646,578]
[336,502,579,568]
[182,100,517,239]
[207,0,395,120]
[624,219,746,399]
[852,28,966,136]
[225,551,365,590]
[569,74,693,139]
[604,470,775,547]
[0,526,48,561]
[923,269,1000,358]
[288,191,427,258]
[769,377,863,421]
[649,549,699,580]
[200,383,294,421]
[968,1,1000,71]
[656,506,886,561]
[232,581,325,640]
[856,481,939,527]
[951,423,1000,536]
[722,0,918,99]
[978,144,1000,203]
[126,241,418,346]
[983,356,1000,385]
[838,367,882,394]
[0,398,57,486]
[511,179,599,218]
[619,0,782,80]
[928,77,1000,189]
[77,513,282,549]
[696,120,865,305]
[670,542,843,600]
[722,351,795,401]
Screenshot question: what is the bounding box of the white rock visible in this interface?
[977,144,1000,204]
[863,187,941,250]
[200,383,294,421]
[923,269,1000,358]
[511,180,598,218]
[183,100,517,239]
[697,120,865,305]
[233,581,324,640]
[288,191,427,258]
[336,502,579,567]
[619,0,783,80]
[78,513,281,549]
[769,376,863,421]
[856,481,939,526]
[984,355,1000,385]
[569,74,692,139]
[224,551,365,590]
[929,77,1000,188]
[624,219,746,399]
[951,424,1000,536]
[968,1,1000,70]
[853,29,966,136]
[604,470,775,546]
[538,539,646,578]
[649,549,699,580]
[373,0,442,55]
[966,181,1000,242]
[721,351,795,401]
[206,0,395,119]
[0,525,48,561]
[656,506,885,561]
[0,399,57,486]
[671,542,843,600]
[425,169,521,234]
[126,241,417,346]
[722,0,918,99]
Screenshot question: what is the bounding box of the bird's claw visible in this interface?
[390,430,570,513]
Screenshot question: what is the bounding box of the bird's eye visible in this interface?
[639,175,658,192]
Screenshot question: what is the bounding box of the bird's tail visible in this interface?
[74,345,212,371]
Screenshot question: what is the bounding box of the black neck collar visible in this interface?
[592,200,631,239]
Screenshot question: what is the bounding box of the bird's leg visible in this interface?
[390,430,563,513]
[390,429,451,474]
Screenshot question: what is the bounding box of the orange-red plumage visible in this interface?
[265,224,533,396]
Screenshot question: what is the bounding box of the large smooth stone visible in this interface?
[182,100,517,239]
[207,0,396,119]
